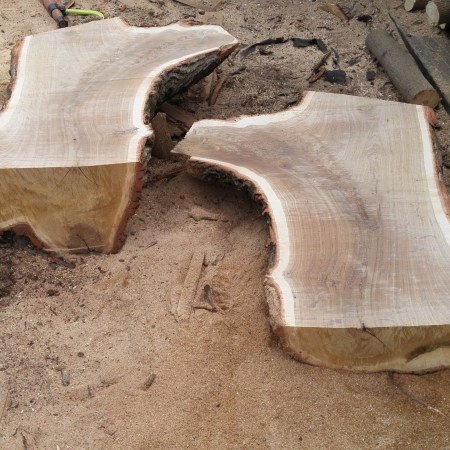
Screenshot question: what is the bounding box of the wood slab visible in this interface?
[174,91,450,372]
[0,18,238,252]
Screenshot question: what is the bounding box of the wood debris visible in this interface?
[176,249,205,321]
[194,284,220,312]
[308,67,327,83]
[240,37,287,57]
[20,430,37,450]
[291,37,328,53]
[151,113,175,159]
[185,72,217,102]
[159,103,196,131]
[388,372,445,415]
[320,3,349,22]
[142,373,156,391]
[209,74,228,106]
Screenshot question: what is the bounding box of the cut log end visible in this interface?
[427,0,450,26]
[404,0,428,12]
[412,89,440,108]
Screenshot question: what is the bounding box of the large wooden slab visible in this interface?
[0,18,238,252]
[174,91,450,372]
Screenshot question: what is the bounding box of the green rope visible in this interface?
[65,9,104,19]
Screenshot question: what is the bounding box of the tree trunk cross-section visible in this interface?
[174,91,450,372]
[0,18,238,252]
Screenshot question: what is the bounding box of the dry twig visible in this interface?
[388,372,445,415]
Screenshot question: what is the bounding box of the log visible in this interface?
[404,0,428,11]
[0,18,238,253]
[393,16,450,114]
[366,30,439,108]
[427,0,450,25]
[174,91,450,372]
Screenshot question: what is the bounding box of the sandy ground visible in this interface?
[1,0,450,449]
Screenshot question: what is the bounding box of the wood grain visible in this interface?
[174,91,450,372]
[0,18,238,252]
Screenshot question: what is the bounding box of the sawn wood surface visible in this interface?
[0,17,238,252]
[174,91,450,372]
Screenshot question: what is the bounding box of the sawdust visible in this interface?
[1,0,450,449]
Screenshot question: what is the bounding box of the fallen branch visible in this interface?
[209,74,228,106]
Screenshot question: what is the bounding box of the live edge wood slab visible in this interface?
[174,91,450,372]
[0,18,238,252]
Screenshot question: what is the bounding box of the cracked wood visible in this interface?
[174,91,450,372]
[0,18,238,252]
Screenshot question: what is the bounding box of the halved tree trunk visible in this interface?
[174,91,450,372]
[0,18,238,252]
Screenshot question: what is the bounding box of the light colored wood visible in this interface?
[320,3,349,22]
[0,18,238,252]
[427,0,450,25]
[151,113,174,159]
[366,29,439,108]
[404,0,428,11]
[174,91,450,372]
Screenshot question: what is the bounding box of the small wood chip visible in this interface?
[142,373,156,391]
[320,3,349,22]
[151,113,174,159]
[61,370,71,387]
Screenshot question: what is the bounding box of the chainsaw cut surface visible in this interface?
[0,17,237,252]
[175,91,450,372]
